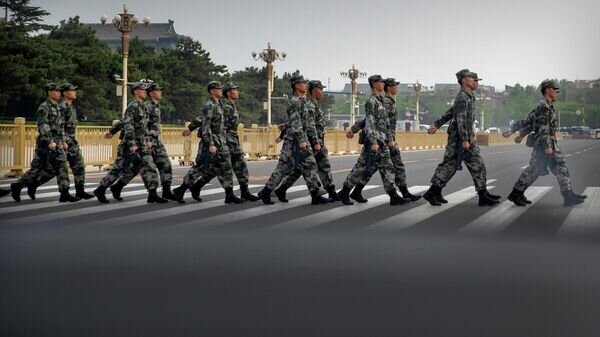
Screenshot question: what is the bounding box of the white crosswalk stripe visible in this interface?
[364,179,497,232]
[82,185,262,227]
[174,185,380,228]
[558,187,600,235]
[2,186,243,226]
[0,184,145,204]
[267,186,430,231]
[459,186,553,234]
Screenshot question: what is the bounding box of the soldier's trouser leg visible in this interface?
[182,145,208,187]
[430,145,459,189]
[391,145,408,188]
[548,149,571,192]
[154,144,173,188]
[19,151,46,187]
[100,143,127,188]
[138,151,159,191]
[513,148,544,192]
[462,144,488,192]
[315,146,334,190]
[343,147,371,189]
[265,142,321,193]
[54,159,71,192]
[299,148,323,193]
[68,146,86,187]
[373,146,397,193]
[230,149,250,186]
[203,152,234,190]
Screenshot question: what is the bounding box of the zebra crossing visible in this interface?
[1,180,599,236]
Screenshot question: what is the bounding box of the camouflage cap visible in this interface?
[207,81,222,91]
[384,78,400,87]
[59,83,78,92]
[146,83,162,92]
[456,69,481,82]
[130,82,146,91]
[44,83,60,91]
[540,79,560,92]
[222,82,240,94]
[470,72,482,81]
[308,80,326,91]
[290,74,307,86]
[368,74,384,85]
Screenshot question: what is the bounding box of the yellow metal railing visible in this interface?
[0,117,541,176]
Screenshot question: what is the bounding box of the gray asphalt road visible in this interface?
[1,139,600,337]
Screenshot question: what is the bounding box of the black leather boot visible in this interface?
[75,184,94,200]
[274,185,289,203]
[562,190,585,207]
[148,188,168,204]
[478,189,500,206]
[172,184,188,204]
[161,183,176,201]
[225,187,245,204]
[326,185,340,202]
[389,190,408,205]
[350,183,368,203]
[27,182,40,200]
[337,185,354,205]
[423,185,442,206]
[0,188,10,198]
[240,184,260,202]
[59,190,80,202]
[11,182,24,202]
[399,185,421,202]
[257,187,274,205]
[311,189,332,205]
[110,180,126,201]
[189,179,206,202]
[94,185,109,203]
[507,188,527,206]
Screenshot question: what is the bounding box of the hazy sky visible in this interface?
[34,0,600,91]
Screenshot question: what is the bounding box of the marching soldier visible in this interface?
[9,83,79,202]
[107,82,175,201]
[507,79,586,206]
[173,81,245,204]
[422,69,500,206]
[274,80,340,202]
[29,83,94,200]
[256,74,331,205]
[336,75,406,206]
[93,82,168,204]
[345,78,421,203]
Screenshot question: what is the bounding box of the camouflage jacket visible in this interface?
[306,99,325,144]
[383,94,398,139]
[532,99,558,149]
[122,99,150,147]
[432,106,455,129]
[36,99,64,146]
[60,101,78,146]
[221,98,241,144]
[201,98,227,148]
[452,88,476,144]
[364,93,393,145]
[284,95,319,147]
[145,100,162,145]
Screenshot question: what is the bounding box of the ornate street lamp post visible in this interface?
[252,42,286,126]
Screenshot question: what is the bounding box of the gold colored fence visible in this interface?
[0,118,531,176]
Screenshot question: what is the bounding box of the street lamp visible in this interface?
[340,64,367,125]
[251,42,286,126]
[101,4,150,116]
[408,81,422,131]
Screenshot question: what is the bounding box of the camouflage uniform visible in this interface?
[19,99,71,193]
[342,92,396,193]
[221,98,250,186]
[117,100,173,190]
[429,87,488,192]
[182,97,235,189]
[278,98,334,190]
[513,99,571,192]
[99,99,159,191]
[263,95,323,193]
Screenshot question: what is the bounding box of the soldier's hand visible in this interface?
[48,142,57,151]
[427,126,438,134]
[462,141,470,150]
[104,131,113,139]
[545,148,554,157]
[502,131,513,138]
[371,143,379,153]
[514,135,523,143]
[130,144,138,153]
[314,143,321,152]
[275,137,282,144]
[62,143,69,151]
[209,145,217,155]
[146,141,153,150]
[387,141,396,148]
[299,141,308,151]
[182,129,191,137]
[346,130,354,139]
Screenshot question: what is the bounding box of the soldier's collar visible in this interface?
[461,87,474,98]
